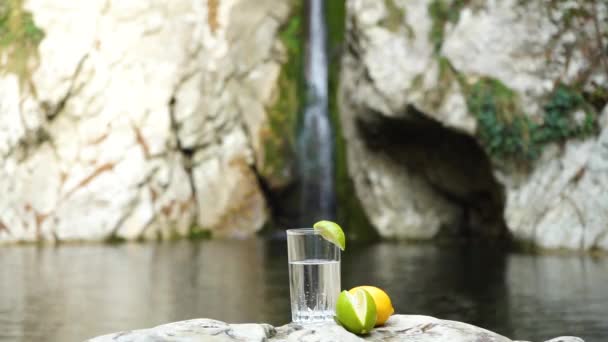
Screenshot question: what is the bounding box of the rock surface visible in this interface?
[0,0,294,241]
[89,315,583,342]
[504,108,608,250]
[543,338,585,342]
[542,338,585,342]
[340,0,608,249]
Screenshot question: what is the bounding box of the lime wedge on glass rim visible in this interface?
[313,220,345,251]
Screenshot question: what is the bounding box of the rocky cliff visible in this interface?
[340,0,608,250]
[0,0,297,242]
[2,0,607,250]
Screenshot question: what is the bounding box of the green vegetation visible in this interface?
[259,0,379,240]
[423,0,602,162]
[105,234,127,244]
[380,0,414,38]
[326,0,346,48]
[465,78,597,160]
[188,226,212,240]
[585,85,608,113]
[428,0,468,53]
[544,0,608,113]
[380,0,403,33]
[0,0,44,80]
[327,0,378,241]
[537,84,596,141]
[261,1,302,188]
[465,78,532,159]
[424,1,469,114]
[425,56,459,110]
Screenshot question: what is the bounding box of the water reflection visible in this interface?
[1,240,282,341]
[506,254,608,340]
[342,242,512,334]
[1,240,607,341]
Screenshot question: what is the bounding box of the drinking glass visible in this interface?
[287,228,341,323]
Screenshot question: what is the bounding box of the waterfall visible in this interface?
[296,0,335,225]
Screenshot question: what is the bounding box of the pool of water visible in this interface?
[1,239,607,341]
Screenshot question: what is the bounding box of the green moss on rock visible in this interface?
[105,234,127,244]
[327,0,378,241]
[378,0,401,34]
[584,85,608,113]
[326,0,346,48]
[188,226,212,240]
[261,0,381,240]
[465,78,533,159]
[380,0,414,38]
[428,0,467,53]
[0,0,44,80]
[464,78,598,161]
[425,56,460,110]
[261,2,302,189]
[425,0,603,162]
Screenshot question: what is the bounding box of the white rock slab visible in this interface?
[89,315,584,342]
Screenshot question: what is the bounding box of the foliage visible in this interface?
[584,85,608,113]
[428,0,467,53]
[105,235,127,244]
[188,227,212,240]
[261,1,302,188]
[424,56,459,110]
[536,84,596,142]
[380,0,414,38]
[327,0,378,241]
[326,0,346,48]
[0,0,44,80]
[379,0,404,33]
[424,0,603,162]
[465,78,598,161]
[466,79,532,159]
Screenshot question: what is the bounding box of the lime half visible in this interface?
[335,289,377,334]
[313,220,345,251]
[349,286,395,326]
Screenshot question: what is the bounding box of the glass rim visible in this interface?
[285,228,318,235]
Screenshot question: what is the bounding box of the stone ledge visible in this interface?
[88,315,584,342]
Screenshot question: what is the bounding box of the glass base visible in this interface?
[292,309,335,324]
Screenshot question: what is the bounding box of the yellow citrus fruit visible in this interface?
[349,286,394,326]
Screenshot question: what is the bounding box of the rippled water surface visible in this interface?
[1,239,607,341]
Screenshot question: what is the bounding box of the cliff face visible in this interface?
[0,0,296,242]
[340,0,608,250]
[2,0,607,250]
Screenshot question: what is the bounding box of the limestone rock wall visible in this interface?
[0,0,294,242]
[340,0,608,250]
[504,109,608,250]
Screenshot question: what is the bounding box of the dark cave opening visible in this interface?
[356,106,510,241]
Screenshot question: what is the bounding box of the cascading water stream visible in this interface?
[296,0,335,224]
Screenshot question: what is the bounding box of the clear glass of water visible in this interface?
[287,228,341,323]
